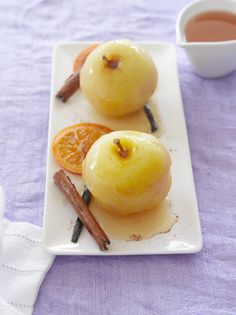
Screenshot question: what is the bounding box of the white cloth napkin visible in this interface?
[0,188,55,315]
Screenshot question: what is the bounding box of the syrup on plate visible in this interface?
[90,198,177,241]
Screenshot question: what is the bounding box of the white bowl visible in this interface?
[176,0,236,78]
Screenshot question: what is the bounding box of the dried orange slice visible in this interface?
[73,44,99,72]
[52,122,112,174]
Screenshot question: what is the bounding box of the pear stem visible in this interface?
[113,139,128,158]
[102,55,119,69]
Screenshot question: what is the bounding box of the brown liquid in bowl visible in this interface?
[185,11,236,42]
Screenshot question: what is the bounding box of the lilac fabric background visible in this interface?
[0,0,236,314]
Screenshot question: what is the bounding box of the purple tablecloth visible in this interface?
[1,0,236,314]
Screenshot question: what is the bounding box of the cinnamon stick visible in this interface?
[54,170,110,251]
[56,71,80,102]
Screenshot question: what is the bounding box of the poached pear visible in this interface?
[82,131,171,215]
[80,40,158,117]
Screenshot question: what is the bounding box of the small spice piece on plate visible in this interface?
[71,217,83,243]
[54,170,110,251]
[71,186,92,243]
[144,105,158,132]
[56,44,99,102]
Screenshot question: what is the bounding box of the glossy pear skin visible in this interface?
[82,131,171,215]
[80,40,158,117]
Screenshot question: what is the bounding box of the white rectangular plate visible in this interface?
[43,42,202,255]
